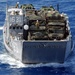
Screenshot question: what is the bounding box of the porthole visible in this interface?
[17,26,19,29]
[20,27,22,29]
[13,27,15,29]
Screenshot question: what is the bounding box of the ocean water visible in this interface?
[0,0,75,75]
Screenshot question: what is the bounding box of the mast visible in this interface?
[23,8,29,40]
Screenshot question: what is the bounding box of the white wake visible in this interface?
[0,53,25,68]
[0,52,73,68]
[0,26,3,30]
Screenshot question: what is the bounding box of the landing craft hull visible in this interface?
[3,3,73,64]
[3,26,73,64]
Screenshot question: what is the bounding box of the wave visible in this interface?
[0,51,74,69]
[0,26,3,30]
[0,53,25,68]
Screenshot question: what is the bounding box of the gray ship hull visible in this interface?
[3,26,73,64]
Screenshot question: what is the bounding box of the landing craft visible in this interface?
[3,2,73,64]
